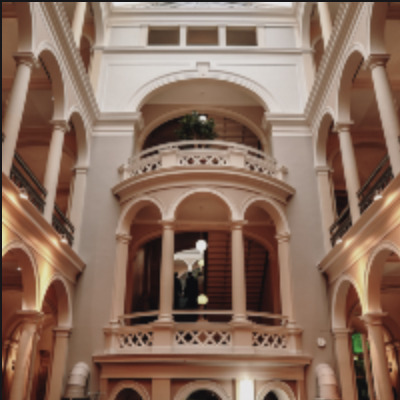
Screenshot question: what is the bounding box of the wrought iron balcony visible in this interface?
[52,204,75,246]
[119,140,281,182]
[357,154,394,214]
[10,152,48,214]
[329,206,352,247]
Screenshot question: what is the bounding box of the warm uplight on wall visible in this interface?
[19,188,29,200]
[239,380,255,400]
[196,239,208,252]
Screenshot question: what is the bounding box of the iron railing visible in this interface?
[52,204,75,246]
[10,152,48,214]
[329,206,352,247]
[357,155,394,214]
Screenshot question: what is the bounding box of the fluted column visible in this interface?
[110,234,132,325]
[316,166,336,251]
[2,53,37,175]
[9,312,42,400]
[367,54,400,176]
[47,328,71,400]
[72,2,87,47]
[231,221,247,323]
[363,313,394,400]
[335,123,361,223]
[43,121,69,222]
[317,2,333,48]
[158,221,175,323]
[69,167,88,251]
[333,328,358,400]
[276,233,296,325]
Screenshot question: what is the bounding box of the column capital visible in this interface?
[13,52,38,69]
[334,122,354,133]
[16,310,45,327]
[275,232,291,243]
[161,220,175,229]
[315,165,334,175]
[53,327,72,339]
[116,233,132,245]
[231,220,246,230]
[365,53,390,70]
[332,328,353,338]
[362,312,388,326]
[50,120,70,133]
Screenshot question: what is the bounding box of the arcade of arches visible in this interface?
[2,2,400,400]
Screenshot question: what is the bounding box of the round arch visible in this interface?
[336,46,368,123]
[174,381,231,400]
[365,241,400,314]
[15,2,34,53]
[129,72,281,113]
[136,107,269,154]
[257,381,296,400]
[117,197,164,236]
[34,42,67,121]
[66,107,90,167]
[168,189,236,222]
[108,381,150,400]
[2,240,39,310]
[331,274,364,330]
[368,2,389,54]
[242,197,290,236]
[40,275,73,328]
[315,108,336,166]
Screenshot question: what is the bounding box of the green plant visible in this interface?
[175,111,218,141]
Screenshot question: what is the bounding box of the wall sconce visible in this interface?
[60,234,69,245]
[373,190,383,202]
[19,187,29,200]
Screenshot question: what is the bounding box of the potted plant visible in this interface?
[175,111,218,141]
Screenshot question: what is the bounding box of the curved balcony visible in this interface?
[115,141,293,202]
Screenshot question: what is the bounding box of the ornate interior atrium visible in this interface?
[2,2,400,400]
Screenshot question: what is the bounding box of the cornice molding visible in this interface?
[38,3,100,123]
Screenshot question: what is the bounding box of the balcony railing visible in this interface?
[105,310,292,354]
[52,204,75,246]
[120,141,279,181]
[329,206,352,247]
[10,152,48,214]
[357,155,394,214]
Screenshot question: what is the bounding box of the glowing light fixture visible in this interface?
[198,259,205,268]
[373,190,383,202]
[17,267,22,272]
[196,239,208,252]
[60,234,69,245]
[336,237,343,245]
[197,294,209,306]
[19,188,29,200]
[199,114,208,123]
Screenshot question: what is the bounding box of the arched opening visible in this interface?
[116,388,143,400]
[264,393,279,400]
[186,390,222,400]
[2,245,38,400]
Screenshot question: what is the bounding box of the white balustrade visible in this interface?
[121,141,280,181]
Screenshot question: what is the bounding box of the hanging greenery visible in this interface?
[175,111,218,141]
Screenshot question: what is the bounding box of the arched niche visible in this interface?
[174,381,230,400]
[109,381,150,400]
[256,381,296,400]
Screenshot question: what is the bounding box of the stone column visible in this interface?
[110,234,132,325]
[231,221,247,323]
[152,379,171,400]
[317,2,333,48]
[333,329,358,400]
[69,167,88,251]
[46,328,71,400]
[219,25,227,47]
[316,166,336,251]
[363,313,394,400]
[180,26,187,47]
[158,221,175,323]
[9,312,42,400]
[72,2,87,47]
[43,121,69,222]
[361,333,376,400]
[335,123,361,223]
[367,54,400,176]
[2,53,37,175]
[276,233,296,325]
